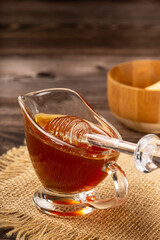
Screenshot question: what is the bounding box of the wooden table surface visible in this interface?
[0,0,160,239]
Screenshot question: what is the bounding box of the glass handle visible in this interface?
[80,162,128,209]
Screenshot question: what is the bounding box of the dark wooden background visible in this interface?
[0,0,160,239]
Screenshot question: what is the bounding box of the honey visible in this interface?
[25,114,119,194]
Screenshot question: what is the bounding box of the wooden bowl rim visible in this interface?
[108,59,160,93]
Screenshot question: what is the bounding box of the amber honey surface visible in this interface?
[25,113,119,194]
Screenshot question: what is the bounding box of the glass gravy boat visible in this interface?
[18,88,128,216]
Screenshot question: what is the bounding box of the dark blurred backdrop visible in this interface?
[1,0,160,56]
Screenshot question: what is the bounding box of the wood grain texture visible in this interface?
[108,60,160,132]
[1,0,160,55]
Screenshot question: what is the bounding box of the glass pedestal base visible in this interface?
[33,187,94,216]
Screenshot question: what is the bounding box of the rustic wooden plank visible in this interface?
[0,27,159,48]
[1,0,160,54]
[1,47,160,55]
[1,0,160,24]
[1,54,158,97]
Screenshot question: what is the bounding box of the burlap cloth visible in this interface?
[0,146,159,240]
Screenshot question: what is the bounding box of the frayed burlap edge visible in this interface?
[0,211,88,240]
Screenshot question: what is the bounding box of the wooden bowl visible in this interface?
[107,60,160,133]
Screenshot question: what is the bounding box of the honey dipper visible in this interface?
[46,116,160,174]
